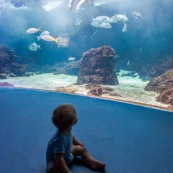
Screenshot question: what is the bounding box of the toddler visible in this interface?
[46,104,105,173]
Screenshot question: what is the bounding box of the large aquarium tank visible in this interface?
[0,0,173,110]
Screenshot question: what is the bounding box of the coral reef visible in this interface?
[0,82,14,87]
[145,69,173,93]
[85,84,122,97]
[87,85,103,96]
[77,46,118,85]
[0,44,27,77]
[145,69,173,105]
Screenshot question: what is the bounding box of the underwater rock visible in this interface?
[55,60,81,76]
[0,45,16,64]
[8,73,16,77]
[85,84,121,97]
[0,82,14,87]
[144,69,173,94]
[77,46,118,85]
[87,85,103,96]
[156,88,173,105]
[145,69,173,105]
[10,62,27,76]
[0,44,27,76]
[0,73,8,79]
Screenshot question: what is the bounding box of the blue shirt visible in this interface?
[46,130,73,165]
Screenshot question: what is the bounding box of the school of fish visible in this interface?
[26,1,143,52]
[26,27,70,51]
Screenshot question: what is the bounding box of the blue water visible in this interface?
[0,0,173,71]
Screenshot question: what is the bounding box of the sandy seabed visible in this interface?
[1,71,168,109]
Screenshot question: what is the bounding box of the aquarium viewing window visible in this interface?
[0,0,173,111]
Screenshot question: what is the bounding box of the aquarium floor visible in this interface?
[0,88,173,173]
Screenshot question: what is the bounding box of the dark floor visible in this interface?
[0,88,173,173]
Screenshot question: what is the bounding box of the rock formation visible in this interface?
[144,69,173,105]
[156,88,173,105]
[77,46,118,85]
[0,44,27,77]
[54,60,81,76]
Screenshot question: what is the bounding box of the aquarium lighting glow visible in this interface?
[94,0,118,6]
[42,0,63,11]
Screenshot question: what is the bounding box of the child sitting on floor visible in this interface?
[46,104,105,173]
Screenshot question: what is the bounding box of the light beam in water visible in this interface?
[94,0,119,6]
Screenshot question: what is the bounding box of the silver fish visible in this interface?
[132,11,143,19]
[92,16,113,24]
[76,0,90,11]
[122,23,127,32]
[91,21,100,27]
[100,22,112,29]
[26,27,41,34]
[91,16,113,28]
[111,14,129,23]
[29,42,41,51]
[74,19,81,25]
[68,57,75,61]
[68,0,75,10]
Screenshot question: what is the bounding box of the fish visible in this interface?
[91,30,98,40]
[76,0,90,11]
[99,22,112,29]
[37,31,50,41]
[122,23,127,32]
[29,42,41,51]
[74,19,81,25]
[111,14,129,23]
[58,36,70,47]
[39,35,60,45]
[91,21,100,27]
[132,11,143,19]
[91,16,113,28]
[68,57,75,61]
[68,0,75,10]
[92,16,113,24]
[26,27,41,34]
[91,21,112,29]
